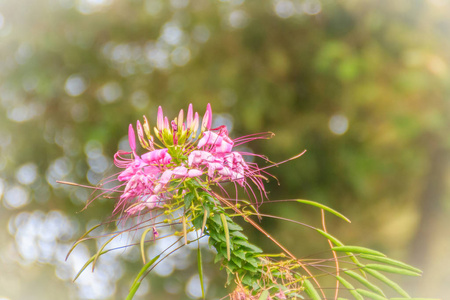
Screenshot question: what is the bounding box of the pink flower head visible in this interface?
[111,103,275,217]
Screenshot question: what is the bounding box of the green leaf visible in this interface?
[126,255,160,300]
[125,282,140,300]
[296,199,351,223]
[316,229,344,246]
[336,275,364,300]
[184,192,195,209]
[234,250,247,260]
[231,256,242,268]
[232,231,249,240]
[197,247,205,300]
[209,229,226,242]
[226,221,243,231]
[214,252,224,264]
[331,246,385,257]
[92,234,119,271]
[364,268,410,298]
[242,263,258,273]
[316,229,365,275]
[355,289,387,300]
[234,239,263,253]
[366,264,421,276]
[66,224,102,260]
[258,290,269,300]
[73,250,108,282]
[360,254,422,274]
[303,279,322,300]
[220,214,231,261]
[344,270,385,296]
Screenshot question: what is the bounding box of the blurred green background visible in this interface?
[0,0,449,299]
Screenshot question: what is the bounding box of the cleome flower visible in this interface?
[112,103,273,217]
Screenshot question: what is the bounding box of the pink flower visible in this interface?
[111,103,275,216]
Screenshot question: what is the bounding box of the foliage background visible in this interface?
[0,0,448,299]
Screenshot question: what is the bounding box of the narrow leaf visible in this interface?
[220,214,230,261]
[355,289,387,300]
[364,268,410,298]
[73,250,108,282]
[129,255,160,291]
[296,199,351,223]
[332,246,385,257]
[126,282,141,300]
[92,234,119,271]
[66,224,102,260]
[366,264,421,276]
[344,270,385,296]
[303,279,322,300]
[336,275,363,300]
[258,290,269,300]
[197,246,205,299]
[360,254,422,274]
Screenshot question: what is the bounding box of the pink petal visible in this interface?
[157,106,164,130]
[187,169,203,177]
[172,166,188,177]
[187,104,193,128]
[201,104,212,131]
[128,124,136,152]
[159,170,173,184]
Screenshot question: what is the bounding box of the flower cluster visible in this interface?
[113,104,269,216]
